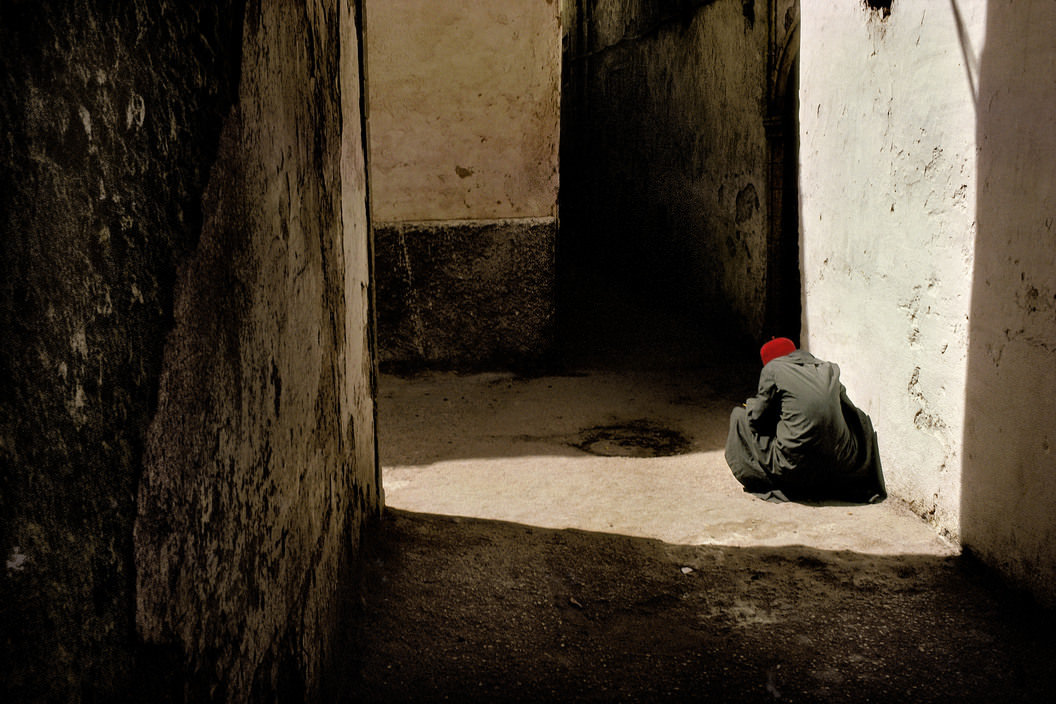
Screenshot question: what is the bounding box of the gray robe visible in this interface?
[725,350,886,503]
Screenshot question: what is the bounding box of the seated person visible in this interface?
[725,337,886,503]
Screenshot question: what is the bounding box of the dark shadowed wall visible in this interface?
[1,1,379,700]
[561,0,773,343]
[962,0,1056,606]
[0,2,244,698]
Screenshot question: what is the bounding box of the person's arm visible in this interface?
[745,373,779,434]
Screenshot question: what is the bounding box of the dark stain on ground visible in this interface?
[573,420,693,457]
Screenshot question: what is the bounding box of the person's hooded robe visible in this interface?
[725,339,886,503]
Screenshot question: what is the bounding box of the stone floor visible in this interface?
[377,368,951,556]
[342,359,1056,702]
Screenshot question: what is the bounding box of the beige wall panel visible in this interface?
[366,0,561,221]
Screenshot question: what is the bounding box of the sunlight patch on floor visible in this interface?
[381,450,957,557]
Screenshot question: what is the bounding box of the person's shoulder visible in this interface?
[786,351,843,380]
[780,349,819,365]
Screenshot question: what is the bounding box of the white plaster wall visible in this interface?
[799,2,984,537]
[365,0,561,222]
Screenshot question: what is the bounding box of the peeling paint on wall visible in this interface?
[801,1,1056,608]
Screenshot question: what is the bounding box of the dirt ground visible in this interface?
[342,361,1056,702]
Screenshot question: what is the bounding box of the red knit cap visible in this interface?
[760,337,796,366]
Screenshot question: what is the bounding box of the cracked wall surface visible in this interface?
[801,1,1056,605]
[134,1,378,699]
[1,1,378,700]
[799,1,979,541]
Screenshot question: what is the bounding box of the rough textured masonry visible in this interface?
[365,0,561,369]
[0,1,379,701]
[800,1,1056,605]
[374,219,556,369]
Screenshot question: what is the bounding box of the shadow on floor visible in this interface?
[342,510,1056,703]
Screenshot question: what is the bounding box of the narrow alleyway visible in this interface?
[344,341,1056,702]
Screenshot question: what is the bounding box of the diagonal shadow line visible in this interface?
[949,0,980,110]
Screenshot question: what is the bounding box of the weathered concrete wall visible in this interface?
[962,1,1056,605]
[799,2,980,540]
[1,0,378,700]
[365,0,560,368]
[562,0,770,338]
[0,2,244,699]
[135,1,379,700]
